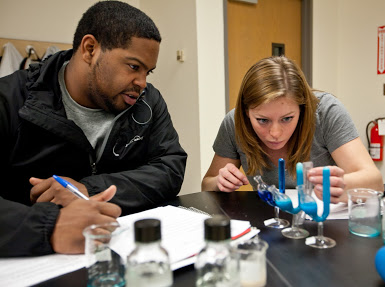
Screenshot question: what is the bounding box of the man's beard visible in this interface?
[87,64,121,114]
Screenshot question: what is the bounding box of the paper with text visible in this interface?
[114,206,255,268]
[0,254,85,287]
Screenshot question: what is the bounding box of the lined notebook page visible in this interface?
[115,205,256,269]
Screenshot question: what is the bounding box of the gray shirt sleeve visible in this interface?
[213,109,240,160]
[311,92,359,167]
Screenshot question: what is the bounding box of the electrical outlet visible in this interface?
[176,50,184,62]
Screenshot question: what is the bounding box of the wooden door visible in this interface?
[227,0,302,191]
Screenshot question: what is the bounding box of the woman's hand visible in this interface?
[216,163,250,192]
[202,154,248,192]
[307,166,346,203]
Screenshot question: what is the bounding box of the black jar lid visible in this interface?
[134,218,161,243]
[204,215,231,241]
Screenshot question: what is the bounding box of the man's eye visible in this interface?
[147,70,154,76]
[129,64,139,71]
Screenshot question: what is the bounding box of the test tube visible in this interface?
[299,161,314,224]
[302,161,313,196]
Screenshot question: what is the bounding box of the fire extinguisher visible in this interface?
[366,119,384,161]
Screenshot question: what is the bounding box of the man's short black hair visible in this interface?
[73,0,161,52]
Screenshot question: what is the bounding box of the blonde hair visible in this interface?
[234,56,319,178]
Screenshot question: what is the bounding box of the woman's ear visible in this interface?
[80,35,99,64]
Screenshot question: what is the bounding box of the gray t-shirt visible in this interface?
[58,61,116,158]
[213,92,359,190]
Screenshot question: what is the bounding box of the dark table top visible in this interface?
[35,191,385,287]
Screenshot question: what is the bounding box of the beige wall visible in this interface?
[140,0,226,194]
[0,0,138,43]
[313,0,385,180]
[140,0,201,196]
[196,0,226,180]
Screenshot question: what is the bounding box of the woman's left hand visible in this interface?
[307,166,346,203]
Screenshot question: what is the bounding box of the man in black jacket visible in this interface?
[0,1,187,256]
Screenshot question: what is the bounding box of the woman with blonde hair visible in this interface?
[202,56,382,203]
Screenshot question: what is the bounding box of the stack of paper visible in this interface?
[114,205,258,270]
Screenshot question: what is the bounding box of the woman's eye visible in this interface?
[282,116,293,123]
[257,118,268,124]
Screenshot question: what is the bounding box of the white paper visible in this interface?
[285,189,348,220]
[171,226,260,271]
[0,254,85,287]
[0,205,255,286]
[115,206,254,267]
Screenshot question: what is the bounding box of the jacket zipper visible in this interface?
[87,93,139,174]
[91,162,97,175]
[89,154,97,175]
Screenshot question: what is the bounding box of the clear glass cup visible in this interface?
[382,197,385,244]
[237,237,269,287]
[347,188,382,237]
[83,222,130,287]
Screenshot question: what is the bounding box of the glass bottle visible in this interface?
[125,218,173,287]
[195,215,240,287]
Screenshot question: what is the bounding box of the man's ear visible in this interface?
[80,35,99,64]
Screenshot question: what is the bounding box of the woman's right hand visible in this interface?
[216,163,249,192]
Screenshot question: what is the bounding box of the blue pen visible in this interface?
[53,175,89,200]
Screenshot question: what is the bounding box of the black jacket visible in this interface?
[0,50,187,256]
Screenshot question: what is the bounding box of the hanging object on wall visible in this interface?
[377,26,385,75]
[272,43,285,57]
[366,119,385,161]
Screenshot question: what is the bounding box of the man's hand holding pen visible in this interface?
[29,176,122,254]
[51,185,121,254]
[30,176,89,206]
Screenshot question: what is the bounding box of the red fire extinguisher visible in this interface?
[367,120,384,161]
